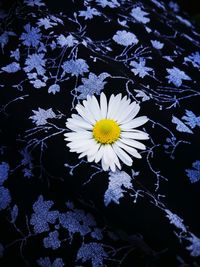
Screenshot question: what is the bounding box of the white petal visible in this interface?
[64,131,92,141]
[94,145,105,163]
[91,95,102,120]
[101,145,115,171]
[66,115,93,130]
[120,138,146,150]
[115,100,135,124]
[83,96,98,122]
[77,142,100,160]
[121,116,148,130]
[103,145,110,166]
[75,104,95,124]
[87,143,101,157]
[78,152,87,158]
[119,102,140,124]
[67,139,97,152]
[87,153,96,162]
[120,130,149,140]
[107,94,115,118]
[85,95,101,121]
[110,161,116,172]
[65,136,92,143]
[109,145,121,170]
[64,131,92,137]
[113,96,130,122]
[101,155,109,171]
[116,140,142,159]
[107,93,122,119]
[112,143,133,166]
[100,92,108,118]
[65,122,83,132]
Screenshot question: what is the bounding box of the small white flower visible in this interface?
[64,93,149,172]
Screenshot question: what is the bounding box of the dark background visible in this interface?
[1,0,200,17]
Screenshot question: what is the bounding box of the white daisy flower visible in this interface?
[64,93,149,172]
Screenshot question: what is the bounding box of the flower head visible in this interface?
[64,93,149,172]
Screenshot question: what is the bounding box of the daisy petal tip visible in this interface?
[110,165,116,172]
[127,160,133,166]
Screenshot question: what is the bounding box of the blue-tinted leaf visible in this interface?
[186,160,200,183]
[0,186,11,210]
[1,62,20,73]
[0,162,9,185]
[104,171,132,206]
[10,204,18,223]
[182,110,200,129]
[172,116,193,134]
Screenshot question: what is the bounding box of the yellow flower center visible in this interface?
[93,119,121,144]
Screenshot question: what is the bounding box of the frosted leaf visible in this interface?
[0,186,11,211]
[37,257,64,267]
[172,116,193,134]
[165,209,187,232]
[23,168,33,178]
[29,108,56,126]
[30,79,46,88]
[0,162,9,185]
[184,52,200,69]
[91,228,103,240]
[166,67,191,87]
[151,40,164,49]
[57,34,78,47]
[76,72,110,99]
[62,59,89,77]
[186,234,200,257]
[43,230,61,250]
[79,7,100,20]
[30,195,59,234]
[182,110,200,129]
[185,161,200,183]
[10,49,20,61]
[24,53,46,75]
[113,30,138,46]
[1,62,20,73]
[48,84,60,94]
[24,0,45,7]
[10,205,19,223]
[20,24,41,47]
[168,1,180,12]
[96,0,120,8]
[131,7,150,24]
[130,58,153,78]
[135,90,150,102]
[59,208,96,237]
[76,242,108,267]
[0,31,16,50]
[104,171,132,206]
[37,18,56,29]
